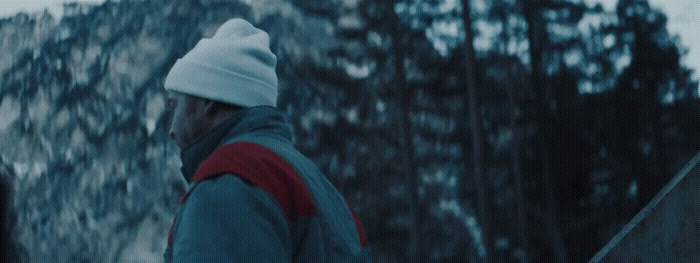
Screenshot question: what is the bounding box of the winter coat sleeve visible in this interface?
[172,174,292,262]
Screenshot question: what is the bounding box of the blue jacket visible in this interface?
[164,106,370,262]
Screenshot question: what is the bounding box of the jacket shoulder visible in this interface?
[192,142,318,221]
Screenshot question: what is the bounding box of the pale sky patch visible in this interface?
[586,0,700,79]
[648,0,700,79]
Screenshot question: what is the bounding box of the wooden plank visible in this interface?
[590,152,700,262]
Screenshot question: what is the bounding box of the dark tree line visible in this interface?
[390,0,697,261]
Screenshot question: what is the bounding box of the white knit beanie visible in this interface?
[164,18,278,107]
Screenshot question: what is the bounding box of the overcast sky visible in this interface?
[647,0,700,79]
[0,0,698,79]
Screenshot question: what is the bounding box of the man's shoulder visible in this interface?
[193,141,293,182]
[192,142,319,221]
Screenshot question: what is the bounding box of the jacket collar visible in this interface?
[179,106,292,183]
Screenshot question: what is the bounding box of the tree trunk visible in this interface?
[522,0,567,262]
[496,5,529,261]
[460,0,492,261]
[508,63,529,263]
[389,2,422,262]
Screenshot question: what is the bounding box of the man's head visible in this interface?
[166,91,242,148]
[164,18,278,148]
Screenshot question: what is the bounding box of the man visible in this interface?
[1,162,12,263]
[162,18,370,262]
[1,157,20,263]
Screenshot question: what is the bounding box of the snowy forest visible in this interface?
[0,0,698,262]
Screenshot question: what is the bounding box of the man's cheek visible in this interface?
[169,111,183,142]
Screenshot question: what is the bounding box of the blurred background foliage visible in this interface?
[0,0,697,262]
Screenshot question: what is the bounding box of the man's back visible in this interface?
[164,106,370,262]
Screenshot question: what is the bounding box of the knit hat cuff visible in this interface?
[165,59,278,107]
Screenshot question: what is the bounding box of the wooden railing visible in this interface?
[590,152,700,262]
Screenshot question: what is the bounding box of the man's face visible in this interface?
[167,91,207,149]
